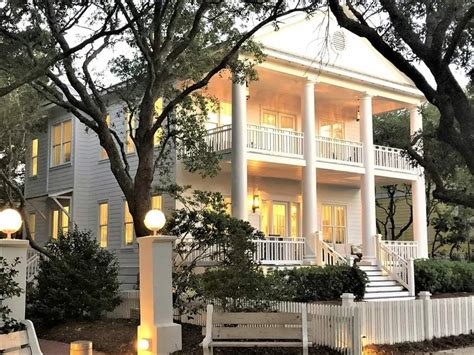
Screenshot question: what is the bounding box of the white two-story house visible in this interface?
[24,13,428,297]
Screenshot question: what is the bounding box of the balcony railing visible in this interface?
[253,237,305,265]
[205,124,418,174]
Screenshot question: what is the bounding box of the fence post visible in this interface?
[353,306,363,355]
[375,234,382,267]
[315,232,323,266]
[408,258,415,297]
[341,293,355,307]
[419,291,433,341]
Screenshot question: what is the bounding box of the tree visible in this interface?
[328,0,474,208]
[5,0,321,238]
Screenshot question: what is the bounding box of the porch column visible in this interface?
[231,79,248,221]
[410,106,429,258]
[360,93,377,264]
[302,79,317,263]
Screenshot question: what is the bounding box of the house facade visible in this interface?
[24,14,428,293]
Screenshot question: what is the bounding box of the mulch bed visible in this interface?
[364,333,474,354]
[37,318,474,354]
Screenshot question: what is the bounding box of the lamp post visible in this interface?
[137,209,182,355]
[0,208,28,321]
[0,208,23,239]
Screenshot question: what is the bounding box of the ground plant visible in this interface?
[27,229,121,325]
[414,259,474,294]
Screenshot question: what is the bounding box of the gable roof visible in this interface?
[254,12,417,90]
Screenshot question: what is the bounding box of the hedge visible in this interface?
[414,259,474,294]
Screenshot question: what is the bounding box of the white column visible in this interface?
[231,79,248,221]
[137,236,181,355]
[360,93,377,264]
[0,239,29,321]
[410,106,429,258]
[302,80,317,263]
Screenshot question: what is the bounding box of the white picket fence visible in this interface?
[111,291,474,353]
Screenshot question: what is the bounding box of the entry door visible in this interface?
[272,202,287,237]
[321,204,347,247]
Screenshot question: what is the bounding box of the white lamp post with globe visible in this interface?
[137,209,182,355]
[0,208,29,321]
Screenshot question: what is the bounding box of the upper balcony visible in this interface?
[205,124,419,177]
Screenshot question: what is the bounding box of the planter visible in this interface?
[0,329,29,352]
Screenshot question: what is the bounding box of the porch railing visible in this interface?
[317,232,350,266]
[381,240,418,260]
[376,234,415,296]
[252,237,305,265]
[316,136,363,166]
[247,124,304,158]
[26,248,41,283]
[374,145,417,173]
[204,124,232,152]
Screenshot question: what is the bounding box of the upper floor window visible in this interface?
[51,120,72,166]
[206,102,232,130]
[98,202,108,247]
[154,98,164,146]
[29,213,36,240]
[321,204,346,244]
[151,195,162,210]
[31,139,38,176]
[52,206,69,239]
[320,121,344,140]
[261,109,295,130]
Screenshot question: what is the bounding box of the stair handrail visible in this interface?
[316,232,351,266]
[26,248,41,283]
[375,234,415,296]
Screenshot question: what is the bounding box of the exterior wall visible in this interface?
[24,196,50,245]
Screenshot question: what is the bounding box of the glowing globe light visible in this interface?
[144,209,166,236]
[0,208,23,238]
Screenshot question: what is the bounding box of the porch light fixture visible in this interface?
[251,194,260,213]
[0,208,22,239]
[137,338,151,351]
[144,209,166,236]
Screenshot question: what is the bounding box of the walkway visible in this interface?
[434,347,474,354]
[39,339,105,355]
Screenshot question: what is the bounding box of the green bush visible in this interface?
[0,257,25,334]
[28,229,121,325]
[266,265,368,302]
[415,259,474,294]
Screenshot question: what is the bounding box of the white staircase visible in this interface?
[360,265,415,301]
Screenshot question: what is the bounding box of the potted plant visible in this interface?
[0,256,27,352]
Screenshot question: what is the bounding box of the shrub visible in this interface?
[266,265,368,302]
[28,229,121,325]
[0,257,24,334]
[415,259,474,294]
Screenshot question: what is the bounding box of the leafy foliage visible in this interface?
[414,259,474,294]
[0,257,24,334]
[265,265,368,302]
[28,229,121,326]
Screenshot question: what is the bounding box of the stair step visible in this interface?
[358,265,380,271]
[365,296,415,302]
[364,291,410,299]
[367,280,398,287]
[366,275,394,281]
[366,285,405,292]
[364,270,386,276]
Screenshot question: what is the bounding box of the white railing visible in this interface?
[204,124,232,152]
[381,240,418,260]
[316,136,363,166]
[375,235,415,296]
[26,248,41,283]
[252,237,305,265]
[317,232,350,266]
[176,238,224,265]
[247,124,304,158]
[374,145,417,173]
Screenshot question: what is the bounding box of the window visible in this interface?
[205,101,232,129]
[322,205,346,244]
[31,139,38,176]
[29,213,36,240]
[151,195,162,210]
[52,206,69,239]
[220,102,232,126]
[51,120,72,166]
[124,201,134,246]
[261,110,295,130]
[154,98,163,146]
[320,121,344,139]
[262,110,278,127]
[290,203,299,238]
[100,115,111,159]
[125,112,136,153]
[272,202,287,236]
[224,197,231,215]
[98,202,108,248]
[280,114,295,130]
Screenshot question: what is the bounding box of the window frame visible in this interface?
[319,120,345,140]
[51,205,70,239]
[321,204,347,245]
[50,119,72,167]
[260,108,296,131]
[123,200,135,247]
[98,201,109,248]
[30,138,38,176]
